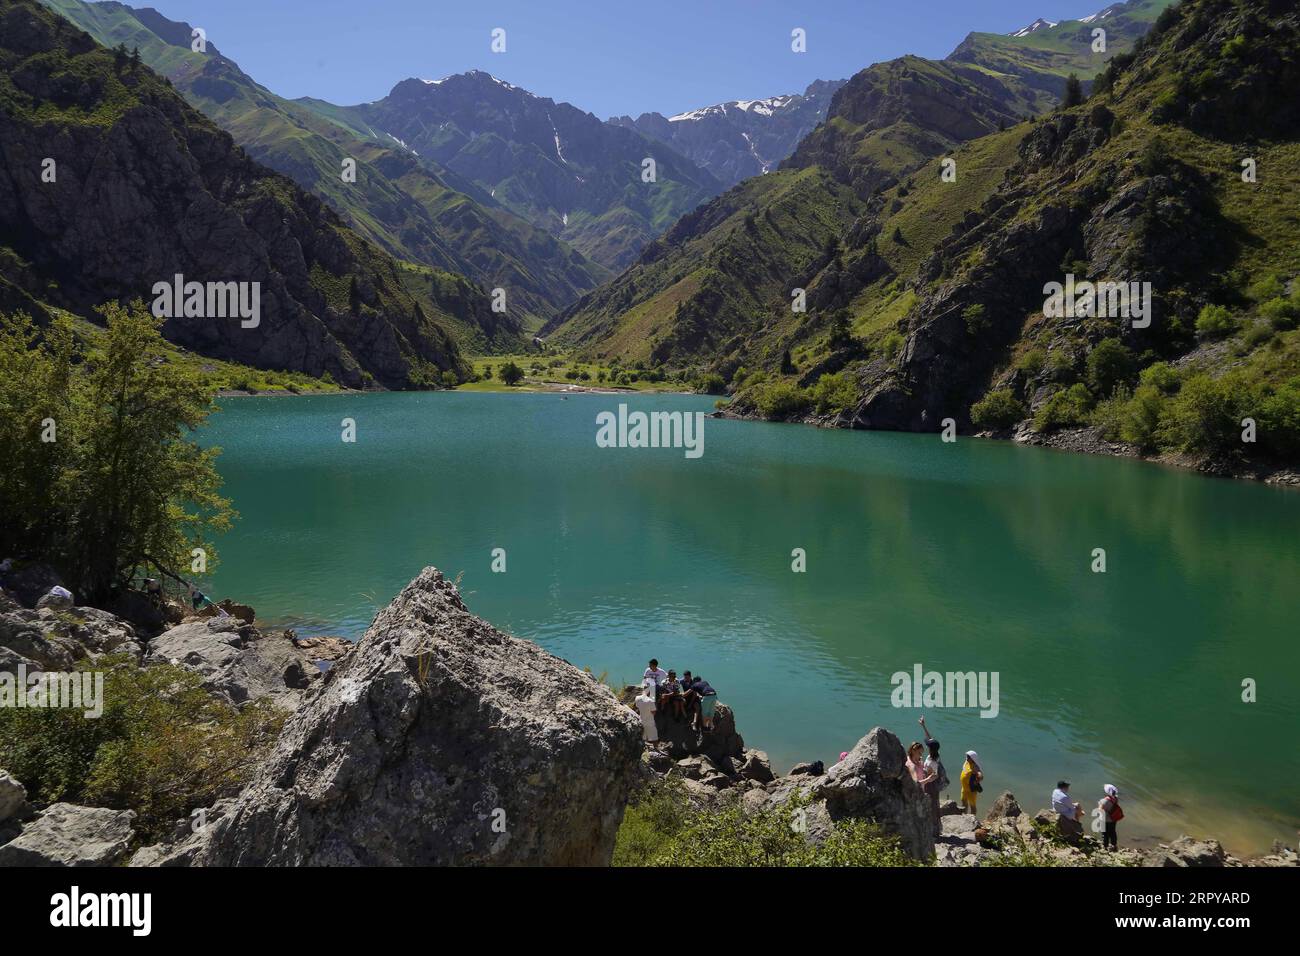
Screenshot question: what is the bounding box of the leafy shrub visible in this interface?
[615,782,918,868]
[692,372,727,395]
[1260,296,1299,332]
[971,389,1026,431]
[1158,373,1240,455]
[0,658,284,842]
[963,303,990,336]
[1195,304,1237,339]
[810,373,858,416]
[880,331,905,359]
[1015,348,1046,377]
[753,380,811,420]
[1033,383,1093,432]
[1086,338,1136,398]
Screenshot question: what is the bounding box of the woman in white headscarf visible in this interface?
[634,677,660,750]
[959,750,983,815]
[1098,784,1123,850]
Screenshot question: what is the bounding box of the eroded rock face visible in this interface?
[186,568,642,866]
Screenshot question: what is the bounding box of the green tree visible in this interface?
[0,303,234,603]
[1062,73,1085,109]
[499,360,525,386]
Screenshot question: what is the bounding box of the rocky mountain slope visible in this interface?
[544,1,1171,368]
[0,0,483,387]
[609,79,846,189]
[39,0,607,341]
[543,53,1044,364]
[308,71,724,271]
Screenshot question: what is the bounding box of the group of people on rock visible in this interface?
[905,716,1124,848]
[634,658,718,750]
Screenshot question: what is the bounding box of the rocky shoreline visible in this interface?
[713,406,1300,487]
[1,566,1295,867]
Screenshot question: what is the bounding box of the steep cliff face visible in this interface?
[0,0,472,387]
[180,568,643,866]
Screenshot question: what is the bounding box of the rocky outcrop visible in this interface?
[810,728,935,859]
[1144,836,1230,868]
[147,617,323,710]
[160,568,642,866]
[0,598,144,670]
[0,802,135,867]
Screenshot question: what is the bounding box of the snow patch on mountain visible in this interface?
[1010,17,1058,37]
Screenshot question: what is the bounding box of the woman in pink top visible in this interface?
[906,741,929,784]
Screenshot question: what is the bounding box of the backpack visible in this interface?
[1104,796,1124,822]
[934,760,949,793]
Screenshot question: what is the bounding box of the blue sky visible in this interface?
[136,0,1099,117]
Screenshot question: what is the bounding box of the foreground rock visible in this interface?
[148,568,642,866]
[0,803,135,867]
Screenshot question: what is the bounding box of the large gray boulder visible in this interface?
[0,803,135,867]
[176,567,642,866]
[147,617,317,709]
[812,727,936,860]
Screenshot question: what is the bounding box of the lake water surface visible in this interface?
[201,391,1300,854]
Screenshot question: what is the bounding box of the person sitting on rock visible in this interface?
[960,751,983,816]
[679,670,701,725]
[1052,780,1084,843]
[691,675,717,731]
[662,670,687,721]
[644,659,668,698]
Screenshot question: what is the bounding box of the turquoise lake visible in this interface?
[201,391,1300,854]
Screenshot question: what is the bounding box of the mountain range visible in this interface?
[609,79,847,189]
[1,0,480,387]
[544,1,1175,362]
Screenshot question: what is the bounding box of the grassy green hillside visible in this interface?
[40,0,609,342]
[1,0,476,388]
[545,53,1042,371]
[948,0,1177,107]
[548,0,1300,475]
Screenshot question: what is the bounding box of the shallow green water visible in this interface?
[201,391,1299,854]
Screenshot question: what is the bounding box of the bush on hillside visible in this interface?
[1086,338,1136,398]
[752,380,812,420]
[1033,383,1093,432]
[810,372,858,417]
[1195,304,1237,339]
[0,657,284,842]
[971,388,1026,431]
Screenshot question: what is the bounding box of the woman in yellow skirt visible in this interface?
[960,751,983,815]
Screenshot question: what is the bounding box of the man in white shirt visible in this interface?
[1052,780,1083,843]
[643,659,668,690]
